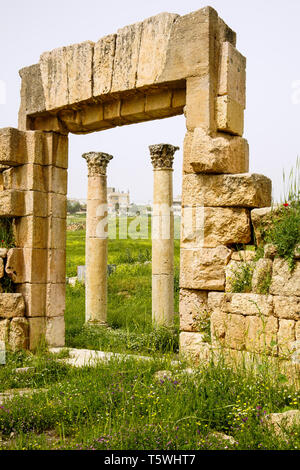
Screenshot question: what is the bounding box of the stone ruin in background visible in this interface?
[0,7,298,375]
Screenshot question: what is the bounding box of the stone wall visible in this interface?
[0,249,28,350]
[0,128,67,350]
[180,208,300,368]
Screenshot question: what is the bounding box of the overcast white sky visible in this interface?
[0,0,299,203]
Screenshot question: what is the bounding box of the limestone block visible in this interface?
[136,13,179,88]
[245,315,278,355]
[121,95,145,122]
[185,75,214,132]
[79,104,107,131]
[208,292,274,317]
[183,128,249,174]
[218,17,236,46]
[28,317,46,350]
[225,314,246,350]
[111,21,143,93]
[0,293,25,318]
[16,283,46,317]
[0,190,25,217]
[211,309,227,346]
[252,258,273,294]
[294,245,300,259]
[47,250,66,284]
[278,319,296,356]
[218,42,246,108]
[48,217,66,250]
[9,317,29,351]
[273,296,300,321]
[211,310,246,350]
[179,288,208,332]
[270,259,300,296]
[172,88,186,109]
[42,132,68,169]
[93,34,116,96]
[180,246,232,291]
[0,259,4,279]
[46,316,65,347]
[47,194,66,219]
[40,41,94,110]
[3,164,46,192]
[231,251,256,262]
[216,96,244,136]
[57,109,82,133]
[145,90,172,119]
[24,131,45,165]
[152,274,174,326]
[264,244,277,260]
[31,115,68,134]
[0,127,25,166]
[46,283,65,317]
[103,100,122,123]
[13,216,48,249]
[296,322,300,341]
[181,207,251,248]
[45,166,68,195]
[24,191,48,218]
[0,319,9,342]
[67,41,94,104]
[6,248,48,284]
[251,207,273,245]
[157,7,213,83]
[263,410,300,436]
[179,331,211,363]
[39,46,69,110]
[0,248,8,258]
[182,173,271,208]
[19,64,46,119]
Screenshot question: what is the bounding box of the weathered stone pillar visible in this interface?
[149,144,179,327]
[83,152,113,324]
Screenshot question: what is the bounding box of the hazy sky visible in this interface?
[0,0,299,203]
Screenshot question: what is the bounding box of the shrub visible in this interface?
[230,262,254,293]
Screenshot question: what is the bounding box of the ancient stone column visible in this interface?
[83,152,113,324]
[149,144,179,327]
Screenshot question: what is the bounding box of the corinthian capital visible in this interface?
[149,144,179,170]
[82,152,113,176]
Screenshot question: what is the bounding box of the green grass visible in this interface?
[0,350,299,450]
[66,216,180,355]
[0,213,299,450]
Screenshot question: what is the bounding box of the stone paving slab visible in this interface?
[49,347,178,368]
[0,388,48,405]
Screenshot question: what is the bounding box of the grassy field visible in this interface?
[65,215,180,356]
[0,213,299,450]
[0,348,299,450]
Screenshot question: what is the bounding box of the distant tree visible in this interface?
[67,200,81,214]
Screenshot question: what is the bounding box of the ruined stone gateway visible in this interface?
[0,6,299,370]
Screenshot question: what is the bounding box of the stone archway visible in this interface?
[0,7,272,354]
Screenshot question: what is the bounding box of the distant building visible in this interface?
[173,195,181,216]
[108,187,130,214]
